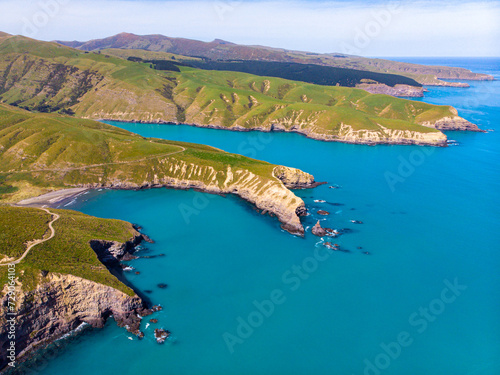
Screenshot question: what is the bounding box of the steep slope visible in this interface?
[0,36,480,146]
[55,32,494,85]
[0,104,316,235]
[0,206,150,369]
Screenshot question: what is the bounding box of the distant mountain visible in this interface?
[1,34,477,149]
[55,32,494,85]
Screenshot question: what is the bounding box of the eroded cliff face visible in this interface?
[419,116,482,132]
[90,107,465,146]
[273,166,317,189]
[0,272,146,369]
[331,123,448,146]
[77,161,311,236]
[356,83,425,98]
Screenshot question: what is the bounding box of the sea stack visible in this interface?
[312,221,327,237]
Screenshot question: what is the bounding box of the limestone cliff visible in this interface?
[0,273,147,370]
[356,83,425,98]
[0,229,154,370]
[420,116,483,132]
[74,160,312,236]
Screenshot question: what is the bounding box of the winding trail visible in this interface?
[0,208,59,266]
[0,144,186,175]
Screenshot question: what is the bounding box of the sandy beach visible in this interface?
[15,188,89,208]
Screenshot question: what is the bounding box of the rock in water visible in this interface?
[154,329,171,344]
[312,221,327,237]
[317,210,330,216]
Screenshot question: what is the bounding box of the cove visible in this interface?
[12,58,500,375]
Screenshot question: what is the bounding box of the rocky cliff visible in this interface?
[420,116,483,132]
[0,234,151,370]
[0,273,146,369]
[74,160,314,236]
[356,83,424,97]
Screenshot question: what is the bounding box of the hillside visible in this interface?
[101,47,426,97]
[55,32,494,86]
[0,206,150,369]
[0,35,479,147]
[0,206,138,294]
[0,104,316,235]
[185,60,422,88]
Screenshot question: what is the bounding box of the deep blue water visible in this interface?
[15,58,500,375]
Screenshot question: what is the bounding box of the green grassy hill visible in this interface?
[184,60,422,88]
[54,32,494,85]
[0,103,312,235]
[0,35,475,146]
[0,206,137,295]
[0,103,277,200]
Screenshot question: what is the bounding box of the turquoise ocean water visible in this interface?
[13,58,500,375]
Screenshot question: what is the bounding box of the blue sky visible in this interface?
[1,0,499,57]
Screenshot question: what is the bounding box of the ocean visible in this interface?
[11,58,500,375]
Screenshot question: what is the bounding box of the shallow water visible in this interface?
[14,58,500,375]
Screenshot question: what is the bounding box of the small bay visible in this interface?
[17,58,500,375]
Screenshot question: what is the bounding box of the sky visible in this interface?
[0,0,499,57]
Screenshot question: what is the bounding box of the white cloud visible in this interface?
[0,0,498,56]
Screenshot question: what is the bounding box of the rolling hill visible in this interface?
[0,34,480,147]
[55,32,494,86]
[0,103,316,235]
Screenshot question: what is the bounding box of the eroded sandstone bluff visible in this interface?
[91,112,479,147]
[0,235,151,370]
[67,165,317,236]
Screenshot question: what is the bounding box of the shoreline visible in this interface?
[98,118,453,147]
[15,188,89,208]
[13,182,315,236]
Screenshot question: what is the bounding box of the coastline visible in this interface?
[12,179,317,236]
[15,188,89,208]
[97,118,454,147]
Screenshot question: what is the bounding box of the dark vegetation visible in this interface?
[185,60,422,88]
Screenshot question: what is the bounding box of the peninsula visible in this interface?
[0,33,481,147]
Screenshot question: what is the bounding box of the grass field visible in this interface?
[0,35,457,143]
[0,206,137,295]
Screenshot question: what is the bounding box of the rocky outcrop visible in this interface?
[419,115,483,132]
[89,233,153,264]
[328,123,448,146]
[424,80,470,88]
[0,273,147,369]
[312,221,327,237]
[356,83,424,97]
[72,162,312,236]
[272,166,324,189]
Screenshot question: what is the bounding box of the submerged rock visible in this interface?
[154,329,171,344]
[324,242,340,251]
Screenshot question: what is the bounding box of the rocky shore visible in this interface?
[0,234,155,370]
[22,165,318,237]
[356,83,425,97]
[95,111,478,147]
